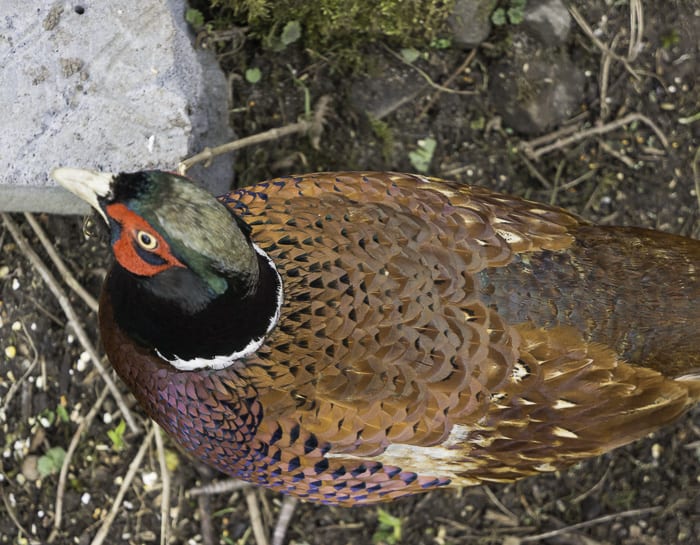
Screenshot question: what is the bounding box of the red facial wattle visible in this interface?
[105,203,185,277]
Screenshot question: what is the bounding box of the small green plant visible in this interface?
[409,137,437,173]
[372,508,402,544]
[430,36,452,49]
[245,67,262,84]
[38,447,66,477]
[661,29,680,49]
[56,404,70,424]
[37,408,56,428]
[185,8,205,28]
[369,116,394,162]
[107,419,127,452]
[400,47,420,64]
[492,0,527,26]
[265,20,302,51]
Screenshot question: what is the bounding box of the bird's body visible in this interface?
[54,169,700,505]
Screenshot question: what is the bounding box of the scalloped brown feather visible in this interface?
[100,171,699,504]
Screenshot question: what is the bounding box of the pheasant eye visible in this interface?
[136,230,158,250]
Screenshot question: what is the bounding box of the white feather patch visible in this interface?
[163,243,283,371]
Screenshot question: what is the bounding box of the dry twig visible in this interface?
[190,478,250,496]
[154,428,171,545]
[1,213,139,434]
[246,487,270,545]
[272,496,299,545]
[569,5,640,80]
[520,113,668,160]
[627,0,644,61]
[197,493,216,545]
[382,44,478,96]
[418,49,478,118]
[90,424,156,545]
[24,213,99,313]
[178,95,331,174]
[484,485,519,524]
[519,506,661,543]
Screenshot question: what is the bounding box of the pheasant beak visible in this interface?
[51,167,114,224]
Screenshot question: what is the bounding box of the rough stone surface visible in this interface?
[489,37,585,135]
[447,0,499,49]
[0,0,234,215]
[522,0,572,46]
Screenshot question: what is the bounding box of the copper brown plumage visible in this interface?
[53,169,700,505]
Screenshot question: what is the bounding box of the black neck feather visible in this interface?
[106,252,280,361]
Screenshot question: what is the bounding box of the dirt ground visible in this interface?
[1,1,699,544]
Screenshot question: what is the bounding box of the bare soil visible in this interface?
[1,1,699,544]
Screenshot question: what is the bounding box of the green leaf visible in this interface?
[491,8,507,26]
[408,137,437,173]
[400,47,420,63]
[56,404,70,424]
[507,6,525,25]
[372,508,402,544]
[430,37,452,50]
[245,67,262,84]
[185,8,205,28]
[38,446,66,477]
[107,419,127,452]
[281,20,302,46]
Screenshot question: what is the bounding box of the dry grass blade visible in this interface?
[190,478,250,496]
[483,485,519,524]
[23,213,99,313]
[48,386,110,543]
[89,424,156,545]
[246,487,270,545]
[1,213,139,434]
[519,506,661,543]
[272,496,299,545]
[197,493,215,545]
[569,5,640,80]
[627,0,644,61]
[154,427,171,545]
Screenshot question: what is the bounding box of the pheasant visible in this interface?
[52,168,700,505]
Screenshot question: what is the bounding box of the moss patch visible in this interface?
[202,0,455,69]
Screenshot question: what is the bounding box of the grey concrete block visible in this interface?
[0,0,234,215]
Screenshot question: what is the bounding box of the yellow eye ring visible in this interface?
[136,230,158,251]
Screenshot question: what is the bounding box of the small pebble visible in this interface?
[81,492,91,505]
[142,471,158,489]
[76,351,90,372]
[21,455,40,481]
[11,278,20,290]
